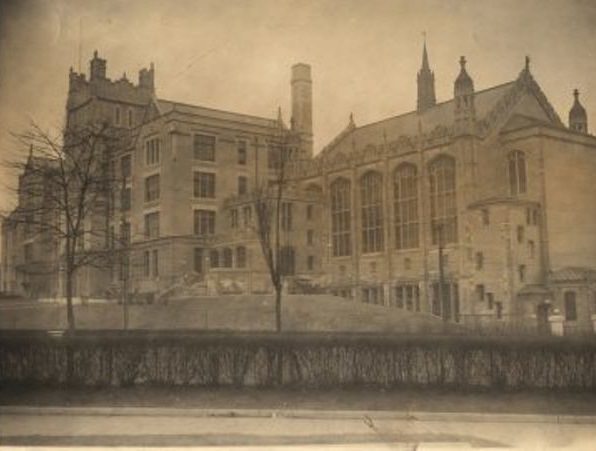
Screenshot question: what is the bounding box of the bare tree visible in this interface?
[3,121,123,332]
[252,128,298,334]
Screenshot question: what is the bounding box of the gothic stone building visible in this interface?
[2,47,596,334]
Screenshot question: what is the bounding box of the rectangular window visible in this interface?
[238,176,248,195]
[306,204,313,220]
[475,251,484,270]
[518,264,526,283]
[564,291,577,321]
[115,106,121,126]
[307,255,315,270]
[237,140,247,165]
[194,248,204,274]
[152,250,159,277]
[307,229,314,246]
[281,202,293,231]
[236,246,247,268]
[145,138,160,165]
[193,134,215,161]
[143,250,150,277]
[362,286,384,305]
[476,284,485,301]
[194,209,215,235]
[193,172,215,198]
[144,212,160,238]
[120,222,130,246]
[243,205,252,227]
[486,292,494,310]
[230,209,238,228]
[517,225,524,244]
[121,187,131,211]
[144,174,160,202]
[528,240,535,258]
[121,154,131,178]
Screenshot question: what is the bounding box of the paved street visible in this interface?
[1,406,595,449]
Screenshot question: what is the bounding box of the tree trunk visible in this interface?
[65,268,75,332]
[275,285,282,333]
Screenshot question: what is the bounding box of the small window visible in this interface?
[121,154,131,178]
[517,225,524,244]
[306,204,313,220]
[115,106,121,126]
[236,246,247,268]
[475,252,484,270]
[528,240,535,258]
[229,209,238,228]
[476,284,485,301]
[307,255,315,270]
[128,109,134,127]
[143,250,150,277]
[152,250,159,277]
[145,138,161,165]
[237,140,247,165]
[307,229,314,246]
[194,134,216,161]
[281,202,293,231]
[564,291,577,321]
[486,292,494,310]
[121,187,131,211]
[144,174,160,202]
[518,264,526,283]
[495,301,503,319]
[144,212,160,238]
[238,176,248,195]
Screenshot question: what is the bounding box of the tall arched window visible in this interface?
[360,171,384,253]
[330,178,351,257]
[393,164,419,249]
[429,156,457,245]
[508,150,527,196]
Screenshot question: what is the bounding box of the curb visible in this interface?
[2,406,596,425]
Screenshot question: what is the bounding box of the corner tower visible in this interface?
[417,40,436,113]
[291,63,313,157]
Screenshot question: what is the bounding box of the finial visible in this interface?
[349,112,354,125]
[525,55,530,71]
[459,56,466,69]
[573,88,579,100]
[93,50,98,58]
[122,72,127,80]
[150,62,155,71]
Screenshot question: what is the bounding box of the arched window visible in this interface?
[360,171,384,253]
[508,150,527,196]
[429,156,457,245]
[330,178,351,257]
[222,248,233,268]
[393,164,419,249]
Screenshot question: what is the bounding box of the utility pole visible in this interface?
[437,222,448,322]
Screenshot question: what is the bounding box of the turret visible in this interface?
[454,56,475,134]
[139,62,155,93]
[89,50,107,81]
[291,63,313,157]
[569,89,588,133]
[417,40,436,113]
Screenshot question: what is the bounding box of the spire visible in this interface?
[569,88,588,133]
[417,36,436,113]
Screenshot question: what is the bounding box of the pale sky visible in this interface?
[1,0,596,213]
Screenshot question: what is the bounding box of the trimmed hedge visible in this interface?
[1,332,595,390]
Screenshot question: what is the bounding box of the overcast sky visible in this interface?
[1,0,596,212]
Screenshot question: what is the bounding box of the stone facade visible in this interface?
[2,47,596,334]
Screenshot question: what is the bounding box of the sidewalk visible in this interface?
[2,385,596,418]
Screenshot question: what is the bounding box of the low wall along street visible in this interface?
[1,333,595,390]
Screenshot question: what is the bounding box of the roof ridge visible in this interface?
[157,98,276,123]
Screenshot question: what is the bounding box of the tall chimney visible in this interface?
[291,63,313,157]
